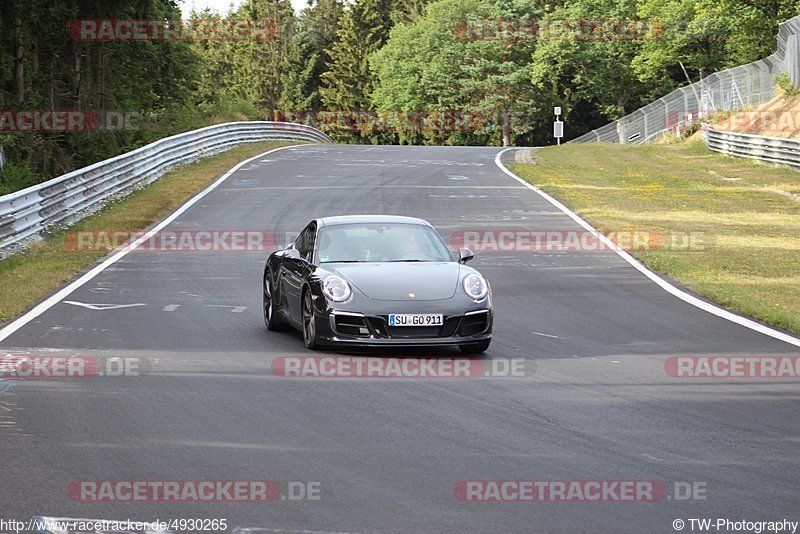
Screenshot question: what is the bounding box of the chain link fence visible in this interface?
[571,16,800,144]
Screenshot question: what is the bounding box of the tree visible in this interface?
[0,0,199,191]
[632,0,797,90]
[370,0,540,146]
[530,0,657,135]
[320,0,393,111]
[280,0,344,110]
[229,0,296,115]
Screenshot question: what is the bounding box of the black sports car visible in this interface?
[262,215,493,353]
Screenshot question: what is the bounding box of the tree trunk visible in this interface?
[72,42,82,109]
[502,111,511,147]
[14,13,25,104]
[49,58,55,110]
[99,43,107,112]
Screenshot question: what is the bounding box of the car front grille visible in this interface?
[387,325,442,338]
[458,312,490,336]
[334,315,371,337]
[332,312,488,339]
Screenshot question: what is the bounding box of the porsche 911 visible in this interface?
[262,215,493,353]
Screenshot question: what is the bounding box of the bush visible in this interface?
[775,73,800,97]
[0,163,39,196]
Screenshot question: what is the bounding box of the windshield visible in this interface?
[317,223,454,263]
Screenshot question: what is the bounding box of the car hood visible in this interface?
[329,262,461,301]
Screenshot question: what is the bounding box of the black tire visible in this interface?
[263,269,285,331]
[459,340,491,354]
[301,288,320,350]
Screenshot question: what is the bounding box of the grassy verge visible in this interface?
[0,140,296,326]
[512,139,800,335]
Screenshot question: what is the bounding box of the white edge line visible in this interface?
[495,147,800,349]
[0,144,307,344]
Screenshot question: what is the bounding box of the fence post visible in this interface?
[788,32,800,86]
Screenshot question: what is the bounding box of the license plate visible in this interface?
[388,313,443,326]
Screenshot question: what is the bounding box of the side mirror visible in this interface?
[458,248,474,264]
[284,247,300,259]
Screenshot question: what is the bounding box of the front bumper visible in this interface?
[317,307,493,348]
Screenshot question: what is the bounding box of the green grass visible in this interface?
[512,139,800,334]
[0,141,296,325]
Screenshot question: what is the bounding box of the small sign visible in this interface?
[554,106,562,116]
[554,120,564,138]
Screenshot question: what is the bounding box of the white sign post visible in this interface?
[553,107,563,146]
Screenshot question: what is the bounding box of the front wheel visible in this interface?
[301,288,321,350]
[459,340,491,354]
[263,269,284,331]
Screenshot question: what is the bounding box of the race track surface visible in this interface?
[1,144,798,533]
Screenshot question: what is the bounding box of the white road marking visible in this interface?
[530,331,562,339]
[0,144,306,344]
[87,287,113,293]
[495,148,800,348]
[207,305,247,313]
[162,304,181,312]
[429,194,518,199]
[63,301,146,311]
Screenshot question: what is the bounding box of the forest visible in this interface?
[0,0,795,192]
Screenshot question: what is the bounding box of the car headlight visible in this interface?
[322,275,352,302]
[463,273,488,301]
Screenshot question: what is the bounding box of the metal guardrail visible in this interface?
[703,125,800,170]
[571,16,800,144]
[0,121,332,258]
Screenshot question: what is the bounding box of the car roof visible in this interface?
[317,215,431,227]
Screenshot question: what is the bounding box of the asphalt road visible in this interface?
[1,144,798,533]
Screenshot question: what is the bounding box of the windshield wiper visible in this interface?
[321,260,363,263]
[387,259,425,262]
